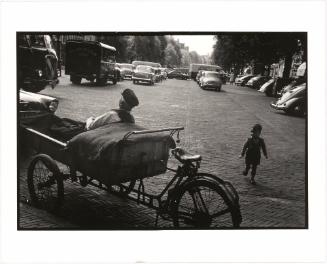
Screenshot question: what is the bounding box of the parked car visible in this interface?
[270,83,306,116]
[234,74,244,84]
[160,68,168,80]
[119,63,134,79]
[167,70,188,80]
[154,68,163,82]
[259,78,275,97]
[132,65,155,85]
[235,75,255,86]
[18,34,59,93]
[199,71,222,92]
[217,70,228,84]
[114,64,124,81]
[196,70,204,84]
[245,75,271,89]
[278,77,306,96]
[19,90,58,124]
[65,40,118,86]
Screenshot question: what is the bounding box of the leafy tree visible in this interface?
[164,43,179,67]
[189,51,202,63]
[212,33,306,76]
[180,49,191,66]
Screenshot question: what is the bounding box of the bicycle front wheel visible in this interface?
[171,178,239,228]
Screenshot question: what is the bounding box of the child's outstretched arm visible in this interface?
[261,139,268,158]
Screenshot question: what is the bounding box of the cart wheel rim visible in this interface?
[27,154,64,210]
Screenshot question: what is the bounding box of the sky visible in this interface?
[173,35,216,56]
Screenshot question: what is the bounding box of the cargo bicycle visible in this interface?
[22,121,242,228]
[19,90,242,229]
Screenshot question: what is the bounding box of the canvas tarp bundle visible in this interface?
[67,122,176,185]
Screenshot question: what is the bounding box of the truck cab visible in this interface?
[65,40,118,86]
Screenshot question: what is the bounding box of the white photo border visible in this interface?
[0,0,326,263]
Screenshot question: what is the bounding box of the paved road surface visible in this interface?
[19,75,306,229]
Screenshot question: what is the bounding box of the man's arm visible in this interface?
[87,111,121,130]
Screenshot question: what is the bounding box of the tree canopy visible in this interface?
[212,32,306,76]
[94,35,206,68]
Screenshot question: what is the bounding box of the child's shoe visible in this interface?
[250,179,256,185]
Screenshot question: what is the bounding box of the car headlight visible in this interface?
[48,101,58,112]
[38,70,43,77]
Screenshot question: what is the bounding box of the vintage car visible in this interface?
[258,78,275,97]
[270,83,306,116]
[153,68,162,82]
[160,68,168,80]
[118,63,134,79]
[65,40,118,86]
[235,75,255,86]
[18,34,59,93]
[132,65,155,85]
[199,71,222,92]
[196,70,205,84]
[277,77,306,96]
[189,63,222,80]
[245,75,271,89]
[19,90,58,124]
[167,70,189,80]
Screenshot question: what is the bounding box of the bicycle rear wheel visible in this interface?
[171,178,239,228]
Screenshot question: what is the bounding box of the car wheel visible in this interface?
[287,103,305,116]
[71,75,82,85]
[96,78,107,86]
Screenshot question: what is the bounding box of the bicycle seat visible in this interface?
[172,147,202,163]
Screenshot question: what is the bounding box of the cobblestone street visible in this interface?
[19,75,306,229]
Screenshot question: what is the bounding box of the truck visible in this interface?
[18,34,59,93]
[189,64,222,80]
[65,40,118,86]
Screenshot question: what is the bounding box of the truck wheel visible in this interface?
[71,75,82,85]
[96,78,107,86]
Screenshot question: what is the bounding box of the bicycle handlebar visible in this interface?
[122,126,184,140]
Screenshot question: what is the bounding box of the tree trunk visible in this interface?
[283,53,293,79]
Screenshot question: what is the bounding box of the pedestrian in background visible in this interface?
[239,124,268,185]
[229,71,235,85]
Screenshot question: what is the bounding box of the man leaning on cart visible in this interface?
[85,88,139,130]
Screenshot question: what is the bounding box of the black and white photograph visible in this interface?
[17,32,307,230]
[1,1,326,263]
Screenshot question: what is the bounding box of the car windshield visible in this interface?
[28,35,46,48]
[137,65,152,72]
[206,72,219,78]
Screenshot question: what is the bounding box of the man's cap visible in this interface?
[251,124,262,132]
[121,89,139,108]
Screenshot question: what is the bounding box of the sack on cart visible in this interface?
[67,122,176,185]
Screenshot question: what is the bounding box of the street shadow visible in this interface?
[202,89,227,93]
[272,111,306,119]
[242,178,296,201]
[132,82,156,86]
